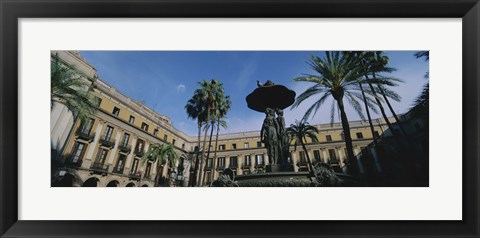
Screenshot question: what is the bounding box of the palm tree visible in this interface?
[368,52,407,136]
[141,143,178,187]
[196,79,224,186]
[209,95,231,185]
[51,53,98,124]
[292,52,397,176]
[185,91,207,186]
[412,51,429,116]
[286,120,319,172]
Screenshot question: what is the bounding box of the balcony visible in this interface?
[241,164,251,169]
[75,129,95,142]
[65,155,83,168]
[90,162,109,174]
[328,159,340,165]
[129,171,141,180]
[216,165,225,170]
[112,167,124,174]
[297,160,308,167]
[229,163,238,169]
[99,137,115,148]
[134,150,145,157]
[254,163,265,168]
[118,144,131,153]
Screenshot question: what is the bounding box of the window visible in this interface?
[328,149,337,161]
[103,126,114,141]
[164,134,168,141]
[232,143,237,149]
[145,162,152,178]
[141,122,149,131]
[341,133,345,141]
[313,150,321,162]
[256,154,264,165]
[257,141,262,147]
[182,144,185,150]
[356,132,364,139]
[299,151,306,163]
[172,139,176,146]
[373,131,380,138]
[205,171,212,183]
[153,129,159,136]
[79,118,94,134]
[96,149,109,164]
[194,146,199,152]
[326,135,332,141]
[136,139,145,153]
[218,157,225,168]
[219,144,226,150]
[244,142,249,149]
[114,154,126,173]
[71,142,86,162]
[112,107,120,116]
[129,115,135,124]
[206,158,213,168]
[244,155,251,166]
[131,158,139,173]
[230,156,238,168]
[121,133,130,146]
[94,96,102,107]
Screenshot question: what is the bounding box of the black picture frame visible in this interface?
[1,0,479,237]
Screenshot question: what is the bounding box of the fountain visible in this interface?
[212,81,357,187]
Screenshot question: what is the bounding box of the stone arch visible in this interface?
[52,173,75,187]
[82,177,99,187]
[106,180,120,187]
[126,182,136,187]
[141,184,148,187]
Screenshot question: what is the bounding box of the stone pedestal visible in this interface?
[266,164,294,173]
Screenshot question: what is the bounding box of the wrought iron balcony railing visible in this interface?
[254,163,265,168]
[112,167,124,174]
[99,138,115,148]
[134,150,145,157]
[129,171,141,180]
[229,163,238,169]
[297,160,308,167]
[75,129,95,142]
[65,155,83,168]
[118,144,131,153]
[241,164,251,169]
[90,162,109,174]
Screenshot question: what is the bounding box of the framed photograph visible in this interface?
[1,0,479,237]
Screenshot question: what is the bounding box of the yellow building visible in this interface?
[51,51,423,187]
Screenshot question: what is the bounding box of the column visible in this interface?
[336,147,345,168]
[124,136,137,176]
[321,149,328,163]
[107,131,122,173]
[83,123,104,168]
[291,152,298,172]
[354,147,365,174]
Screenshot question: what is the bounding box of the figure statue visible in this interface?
[261,108,279,164]
[275,109,289,165]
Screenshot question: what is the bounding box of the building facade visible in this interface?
[51,51,427,187]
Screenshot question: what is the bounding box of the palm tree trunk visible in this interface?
[301,139,314,173]
[211,117,221,185]
[365,79,398,138]
[373,73,408,137]
[191,123,202,187]
[336,97,358,176]
[358,78,377,143]
[197,109,210,187]
[201,121,215,185]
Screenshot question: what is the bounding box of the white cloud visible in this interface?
[176,84,186,93]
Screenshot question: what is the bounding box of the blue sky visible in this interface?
[80,51,428,136]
